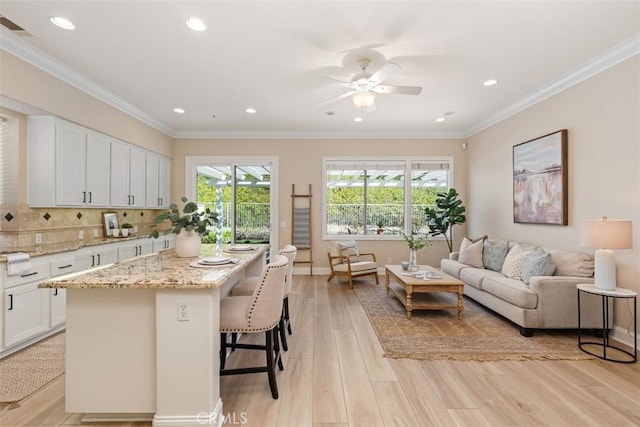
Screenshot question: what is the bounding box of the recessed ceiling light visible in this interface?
[49,16,75,30]
[483,79,498,86]
[245,108,257,114]
[353,117,363,122]
[173,108,185,114]
[435,117,446,122]
[186,18,206,32]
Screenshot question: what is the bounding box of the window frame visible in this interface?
[322,156,454,241]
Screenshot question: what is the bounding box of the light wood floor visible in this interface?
[1,274,639,427]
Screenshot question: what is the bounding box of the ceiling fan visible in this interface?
[319,58,422,111]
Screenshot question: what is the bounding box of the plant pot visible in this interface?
[112,228,120,237]
[174,229,202,257]
[121,229,130,237]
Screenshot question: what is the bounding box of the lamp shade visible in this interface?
[580,218,633,249]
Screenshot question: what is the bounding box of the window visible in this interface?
[323,157,452,238]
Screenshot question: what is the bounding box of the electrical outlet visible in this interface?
[280,221,287,228]
[387,257,392,264]
[93,229,99,238]
[35,233,42,244]
[177,302,190,321]
[78,230,84,239]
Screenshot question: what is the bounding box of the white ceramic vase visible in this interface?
[174,229,202,257]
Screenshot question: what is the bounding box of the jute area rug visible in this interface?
[353,282,591,361]
[0,332,65,403]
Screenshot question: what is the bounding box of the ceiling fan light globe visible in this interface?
[352,91,376,109]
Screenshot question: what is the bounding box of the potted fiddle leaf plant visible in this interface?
[424,188,467,253]
[151,196,218,257]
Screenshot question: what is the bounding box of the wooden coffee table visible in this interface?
[385,265,465,319]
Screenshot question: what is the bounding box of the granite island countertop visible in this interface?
[38,244,267,289]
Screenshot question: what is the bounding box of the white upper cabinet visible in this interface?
[110,140,146,208]
[84,131,111,206]
[146,153,171,208]
[28,115,169,209]
[28,117,110,207]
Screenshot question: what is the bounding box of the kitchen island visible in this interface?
[38,244,267,426]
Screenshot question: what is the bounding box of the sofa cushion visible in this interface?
[440,259,468,279]
[501,244,535,279]
[482,276,538,309]
[543,247,594,277]
[459,267,504,290]
[520,248,556,285]
[458,237,484,268]
[483,239,509,272]
[339,240,360,263]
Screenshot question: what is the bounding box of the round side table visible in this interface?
[577,283,637,363]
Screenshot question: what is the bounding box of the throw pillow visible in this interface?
[501,244,535,279]
[483,239,509,272]
[520,248,557,285]
[339,240,360,263]
[458,237,484,268]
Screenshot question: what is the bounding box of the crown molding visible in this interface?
[465,33,640,138]
[0,27,174,137]
[171,130,467,140]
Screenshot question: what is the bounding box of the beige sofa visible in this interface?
[441,239,610,337]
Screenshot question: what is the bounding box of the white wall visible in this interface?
[466,56,640,332]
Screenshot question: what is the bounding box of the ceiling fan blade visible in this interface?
[317,90,356,108]
[368,62,401,85]
[322,77,356,88]
[372,85,422,95]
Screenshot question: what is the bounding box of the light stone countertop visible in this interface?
[0,235,155,261]
[38,244,267,289]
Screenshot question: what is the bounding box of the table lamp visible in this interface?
[580,217,633,290]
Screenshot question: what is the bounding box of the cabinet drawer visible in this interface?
[5,263,50,288]
[50,257,76,277]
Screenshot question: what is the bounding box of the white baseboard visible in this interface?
[152,399,224,426]
[610,325,638,351]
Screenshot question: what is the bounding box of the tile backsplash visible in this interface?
[0,203,165,253]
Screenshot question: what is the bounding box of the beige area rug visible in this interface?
[0,332,65,402]
[353,282,592,361]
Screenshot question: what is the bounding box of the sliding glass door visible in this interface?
[189,157,277,247]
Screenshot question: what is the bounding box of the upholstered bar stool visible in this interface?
[219,254,288,399]
[231,245,297,351]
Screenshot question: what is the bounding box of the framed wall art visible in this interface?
[103,212,119,236]
[513,129,568,225]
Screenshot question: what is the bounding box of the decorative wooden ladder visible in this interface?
[291,184,312,275]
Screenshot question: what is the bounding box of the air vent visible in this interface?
[0,15,31,35]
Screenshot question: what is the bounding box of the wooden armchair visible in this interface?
[327,240,379,289]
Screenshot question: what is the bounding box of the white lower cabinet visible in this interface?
[152,234,175,252]
[76,246,118,271]
[48,256,75,328]
[4,282,49,348]
[118,239,153,262]
[49,288,67,328]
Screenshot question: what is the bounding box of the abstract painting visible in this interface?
[513,130,568,225]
